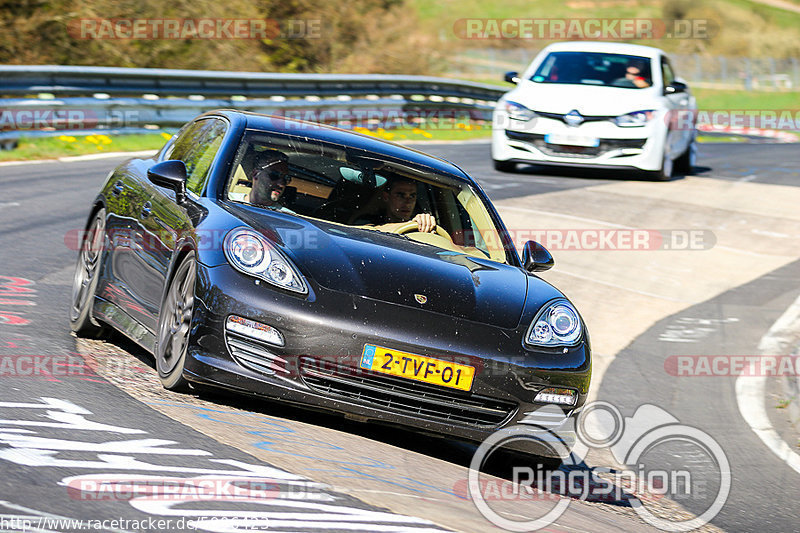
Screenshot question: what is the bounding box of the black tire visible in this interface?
[673,138,696,176]
[155,251,196,391]
[646,150,673,182]
[493,159,516,173]
[69,208,108,338]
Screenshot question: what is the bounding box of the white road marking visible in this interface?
[738,174,758,182]
[0,202,20,210]
[735,292,800,475]
[499,205,781,258]
[58,150,156,162]
[556,269,687,302]
[498,205,633,229]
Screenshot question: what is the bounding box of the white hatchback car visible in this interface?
[491,42,697,180]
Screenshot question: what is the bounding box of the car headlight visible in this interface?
[525,299,583,347]
[224,227,308,294]
[499,100,537,122]
[614,110,655,127]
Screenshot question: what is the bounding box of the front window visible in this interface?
[531,51,653,89]
[224,131,510,264]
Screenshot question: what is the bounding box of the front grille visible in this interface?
[534,111,617,124]
[299,357,517,427]
[506,131,647,159]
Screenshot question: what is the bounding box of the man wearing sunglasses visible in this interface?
[246,150,294,211]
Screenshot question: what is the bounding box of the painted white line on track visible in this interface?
[0,202,20,210]
[498,205,633,229]
[59,150,156,161]
[556,269,687,302]
[499,205,783,258]
[0,150,157,167]
[735,292,800,475]
[0,159,55,167]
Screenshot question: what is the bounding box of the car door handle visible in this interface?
[111,180,124,196]
[140,201,152,219]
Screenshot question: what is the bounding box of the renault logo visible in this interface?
[414,294,428,304]
[564,110,584,127]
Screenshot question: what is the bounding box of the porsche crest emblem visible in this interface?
[414,294,428,304]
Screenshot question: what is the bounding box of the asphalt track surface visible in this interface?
[0,141,798,532]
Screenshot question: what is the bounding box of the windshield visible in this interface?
[531,51,653,89]
[224,131,510,264]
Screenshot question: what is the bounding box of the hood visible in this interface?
[230,205,528,329]
[506,81,662,116]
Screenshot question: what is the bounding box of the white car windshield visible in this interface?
[532,51,653,89]
[224,131,511,265]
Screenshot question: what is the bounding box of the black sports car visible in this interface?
[70,110,591,457]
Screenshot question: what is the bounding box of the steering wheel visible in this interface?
[394,220,453,241]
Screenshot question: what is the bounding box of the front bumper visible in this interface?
[491,115,665,172]
[185,263,591,457]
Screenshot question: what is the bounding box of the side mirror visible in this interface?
[504,71,520,85]
[148,160,188,204]
[522,240,554,272]
[664,80,688,95]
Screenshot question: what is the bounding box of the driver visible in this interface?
[246,149,293,211]
[624,59,651,88]
[361,176,436,233]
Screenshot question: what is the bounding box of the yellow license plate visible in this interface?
[359,344,475,391]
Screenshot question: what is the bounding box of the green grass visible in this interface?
[354,125,491,142]
[692,88,800,110]
[0,133,168,162]
[0,128,492,161]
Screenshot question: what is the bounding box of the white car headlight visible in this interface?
[614,110,655,127]
[224,227,308,294]
[500,100,537,122]
[526,299,583,347]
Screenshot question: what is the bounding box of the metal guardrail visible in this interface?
[0,65,507,149]
[0,65,507,99]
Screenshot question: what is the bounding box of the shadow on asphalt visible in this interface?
[507,162,711,183]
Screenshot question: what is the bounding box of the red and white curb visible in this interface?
[698,123,799,143]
